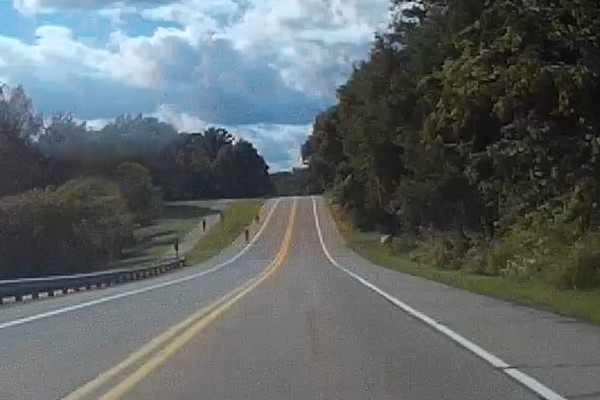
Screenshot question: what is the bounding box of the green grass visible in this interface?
[116,203,213,268]
[329,203,600,325]
[185,200,264,265]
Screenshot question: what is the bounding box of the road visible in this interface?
[0,196,597,399]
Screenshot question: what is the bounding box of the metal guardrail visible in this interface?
[0,256,186,302]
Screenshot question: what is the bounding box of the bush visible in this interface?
[477,209,600,289]
[386,235,418,255]
[0,178,134,278]
[550,234,600,290]
[113,162,160,224]
[415,231,469,270]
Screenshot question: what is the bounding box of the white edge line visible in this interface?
[0,199,282,331]
[310,196,566,400]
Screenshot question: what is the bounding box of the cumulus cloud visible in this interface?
[232,123,311,171]
[3,0,390,169]
[153,104,208,132]
[13,0,170,15]
[0,25,164,87]
[222,0,389,95]
[9,0,389,97]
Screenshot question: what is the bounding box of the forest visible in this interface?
[0,84,271,278]
[303,0,600,290]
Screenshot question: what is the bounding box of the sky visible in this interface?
[0,0,390,170]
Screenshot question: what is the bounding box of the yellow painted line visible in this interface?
[61,278,257,400]
[98,199,297,400]
[62,198,297,400]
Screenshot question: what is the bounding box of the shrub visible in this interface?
[0,178,133,278]
[478,208,600,289]
[386,235,418,255]
[416,231,469,269]
[113,162,160,224]
[550,234,600,290]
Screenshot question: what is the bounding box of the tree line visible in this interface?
[303,0,600,289]
[0,84,272,278]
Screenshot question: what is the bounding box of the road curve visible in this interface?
[0,196,584,399]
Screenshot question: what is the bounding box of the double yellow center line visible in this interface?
[63,199,298,400]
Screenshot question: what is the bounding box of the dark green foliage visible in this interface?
[304,0,600,289]
[112,162,161,224]
[153,131,272,200]
[0,133,44,196]
[0,178,134,278]
[271,168,316,196]
[213,140,272,198]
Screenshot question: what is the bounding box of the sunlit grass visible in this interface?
[186,200,264,265]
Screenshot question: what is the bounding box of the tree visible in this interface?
[303,0,600,237]
[230,140,272,196]
[153,128,271,200]
[0,85,45,196]
[0,133,44,196]
[0,84,43,140]
[113,162,160,224]
[302,107,346,191]
[0,178,133,278]
[213,140,272,197]
[271,168,315,196]
[202,127,234,161]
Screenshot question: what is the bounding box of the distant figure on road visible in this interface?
[244,228,250,243]
[202,219,207,232]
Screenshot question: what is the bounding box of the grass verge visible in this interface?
[116,203,213,268]
[328,203,600,325]
[185,200,264,265]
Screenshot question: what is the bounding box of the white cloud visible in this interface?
[232,123,311,171]
[3,0,390,166]
[12,0,171,15]
[7,0,389,97]
[153,104,208,132]
[85,117,112,130]
[0,24,194,88]
[221,0,389,95]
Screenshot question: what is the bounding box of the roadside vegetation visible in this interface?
[115,202,214,269]
[0,85,272,279]
[330,202,600,324]
[271,168,319,196]
[302,0,600,318]
[186,200,264,265]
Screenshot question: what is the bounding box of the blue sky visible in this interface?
[0,0,389,170]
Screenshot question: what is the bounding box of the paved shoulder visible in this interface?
[314,196,600,400]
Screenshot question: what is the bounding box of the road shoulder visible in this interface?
[315,197,600,400]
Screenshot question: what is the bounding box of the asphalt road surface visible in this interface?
[1,197,595,399]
